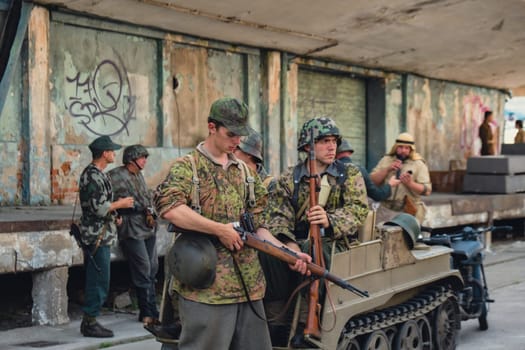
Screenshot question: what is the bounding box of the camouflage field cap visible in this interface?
[238,128,263,163]
[298,116,341,151]
[123,144,149,164]
[209,97,250,136]
[89,136,122,152]
[337,139,355,154]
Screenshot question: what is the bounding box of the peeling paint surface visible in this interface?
[406,76,506,171]
[167,44,245,149]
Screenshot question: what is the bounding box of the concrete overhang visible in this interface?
[33,0,525,92]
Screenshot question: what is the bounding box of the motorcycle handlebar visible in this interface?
[421,225,513,244]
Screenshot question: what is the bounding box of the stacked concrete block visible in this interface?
[463,155,525,194]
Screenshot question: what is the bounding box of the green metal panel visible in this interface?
[297,68,366,166]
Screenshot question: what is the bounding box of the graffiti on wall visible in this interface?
[65,52,135,136]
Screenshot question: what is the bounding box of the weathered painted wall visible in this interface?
[406,75,506,171]
[0,6,510,207]
[0,55,23,205]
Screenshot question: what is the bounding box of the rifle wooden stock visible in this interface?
[236,228,369,298]
[304,129,324,340]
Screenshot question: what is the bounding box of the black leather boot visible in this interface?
[80,315,114,338]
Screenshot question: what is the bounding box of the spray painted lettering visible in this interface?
[65,52,135,136]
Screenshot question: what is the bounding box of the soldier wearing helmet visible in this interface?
[369,132,432,223]
[108,144,160,327]
[260,117,369,347]
[234,128,276,191]
[154,97,310,350]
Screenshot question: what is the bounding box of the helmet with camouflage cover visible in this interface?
[167,233,217,289]
[384,213,420,249]
[297,117,341,151]
[123,144,149,164]
[238,128,263,163]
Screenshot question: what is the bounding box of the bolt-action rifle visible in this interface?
[237,212,368,298]
[303,127,325,340]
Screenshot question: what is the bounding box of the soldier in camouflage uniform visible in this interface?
[234,127,276,192]
[369,132,432,223]
[108,144,160,327]
[154,97,309,350]
[78,136,135,338]
[260,117,369,347]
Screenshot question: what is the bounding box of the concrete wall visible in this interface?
[0,5,509,206]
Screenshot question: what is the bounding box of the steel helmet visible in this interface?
[298,117,341,151]
[337,139,355,154]
[123,144,149,164]
[384,213,420,249]
[167,233,217,289]
[239,128,263,163]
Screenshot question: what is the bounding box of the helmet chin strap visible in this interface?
[132,159,143,171]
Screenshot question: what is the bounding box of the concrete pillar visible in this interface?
[31,267,70,325]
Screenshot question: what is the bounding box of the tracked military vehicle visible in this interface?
[155,214,464,350]
[290,219,464,350]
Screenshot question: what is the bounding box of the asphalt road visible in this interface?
[110,254,525,350]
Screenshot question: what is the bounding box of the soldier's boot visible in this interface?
[80,315,114,338]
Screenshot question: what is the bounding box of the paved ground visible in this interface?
[0,239,523,350]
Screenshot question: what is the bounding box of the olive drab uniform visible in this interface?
[372,155,431,224]
[108,144,160,323]
[79,163,118,246]
[109,166,156,241]
[154,143,268,305]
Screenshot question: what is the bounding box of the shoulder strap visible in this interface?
[238,160,256,208]
[187,154,202,214]
[291,165,302,214]
[334,160,348,185]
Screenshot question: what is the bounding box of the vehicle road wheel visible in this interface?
[393,320,422,350]
[338,336,361,350]
[362,330,391,350]
[432,297,459,350]
[415,316,432,350]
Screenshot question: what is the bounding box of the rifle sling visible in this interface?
[230,252,266,321]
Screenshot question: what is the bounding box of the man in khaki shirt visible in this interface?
[370,132,432,224]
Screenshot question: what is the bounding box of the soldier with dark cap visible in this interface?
[108,144,160,327]
[336,138,399,202]
[234,127,276,192]
[78,136,135,338]
[154,97,310,350]
[260,117,369,347]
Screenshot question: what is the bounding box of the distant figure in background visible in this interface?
[336,139,399,202]
[479,110,496,155]
[514,120,524,144]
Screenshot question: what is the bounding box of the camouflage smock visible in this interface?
[263,160,369,250]
[108,166,156,240]
[78,163,117,246]
[371,155,432,223]
[154,144,268,305]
